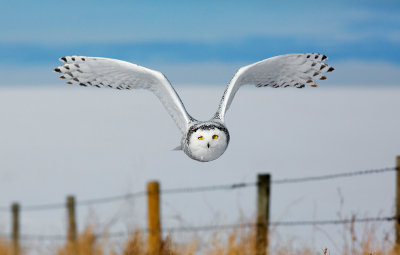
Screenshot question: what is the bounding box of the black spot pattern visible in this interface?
[186,123,230,146]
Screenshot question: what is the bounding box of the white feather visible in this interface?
[215,53,334,121]
[55,56,194,133]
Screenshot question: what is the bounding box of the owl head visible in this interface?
[184,122,230,162]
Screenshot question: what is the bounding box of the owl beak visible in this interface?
[207,143,210,148]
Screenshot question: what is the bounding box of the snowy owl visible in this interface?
[54,53,334,162]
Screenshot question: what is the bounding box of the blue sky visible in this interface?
[1,1,399,85]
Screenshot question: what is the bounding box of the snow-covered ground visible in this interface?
[0,85,399,252]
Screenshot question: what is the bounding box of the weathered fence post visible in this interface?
[66,196,78,254]
[395,156,400,251]
[11,203,20,255]
[147,181,161,255]
[256,174,271,255]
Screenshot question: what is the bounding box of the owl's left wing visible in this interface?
[215,53,334,122]
[55,56,194,133]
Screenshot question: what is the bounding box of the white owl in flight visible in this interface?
[55,53,334,162]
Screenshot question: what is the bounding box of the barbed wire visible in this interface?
[0,192,146,212]
[0,182,256,212]
[0,166,396,212]
[272,166,398,184]
[269,216,397,226]
[161,182,257,195]
[5,216,396,241]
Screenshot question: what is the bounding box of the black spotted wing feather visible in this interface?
[215,53,334,121]
[54,56,194,133]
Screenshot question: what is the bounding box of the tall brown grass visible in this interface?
[1,219,398,255]
[54,219,400,255]
[0,239,10,255]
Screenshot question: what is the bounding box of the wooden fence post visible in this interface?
[147,181,161,255]
[66,196,78,254]
[395,156,400,250]
[256,174,271,255]
[11,203,20,255]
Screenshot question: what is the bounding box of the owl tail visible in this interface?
[172,145,182,151]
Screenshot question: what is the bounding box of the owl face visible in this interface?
[185,123,230,162]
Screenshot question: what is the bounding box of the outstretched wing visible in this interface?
[215,53,334,121]
[54,56,194,133]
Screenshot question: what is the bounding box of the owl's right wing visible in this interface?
[55,56,194,133]
[215,53,334,122]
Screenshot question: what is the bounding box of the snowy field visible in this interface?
[0,85,399,252]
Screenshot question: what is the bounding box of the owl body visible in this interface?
[55,53,334,162]
[182,120,230,162]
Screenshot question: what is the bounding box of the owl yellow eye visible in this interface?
[212,135,219,139]
[198,136,204,140]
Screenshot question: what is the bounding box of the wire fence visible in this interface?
[0,165,398,241]
[4,216,397,241]
[272,166,397,184]
[1,166,397,212]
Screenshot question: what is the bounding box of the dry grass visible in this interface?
[0,239,11,255]
[1,219,399,255]
[56,226,106,255]
[54,227,199,255]
[53,220,400,255]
